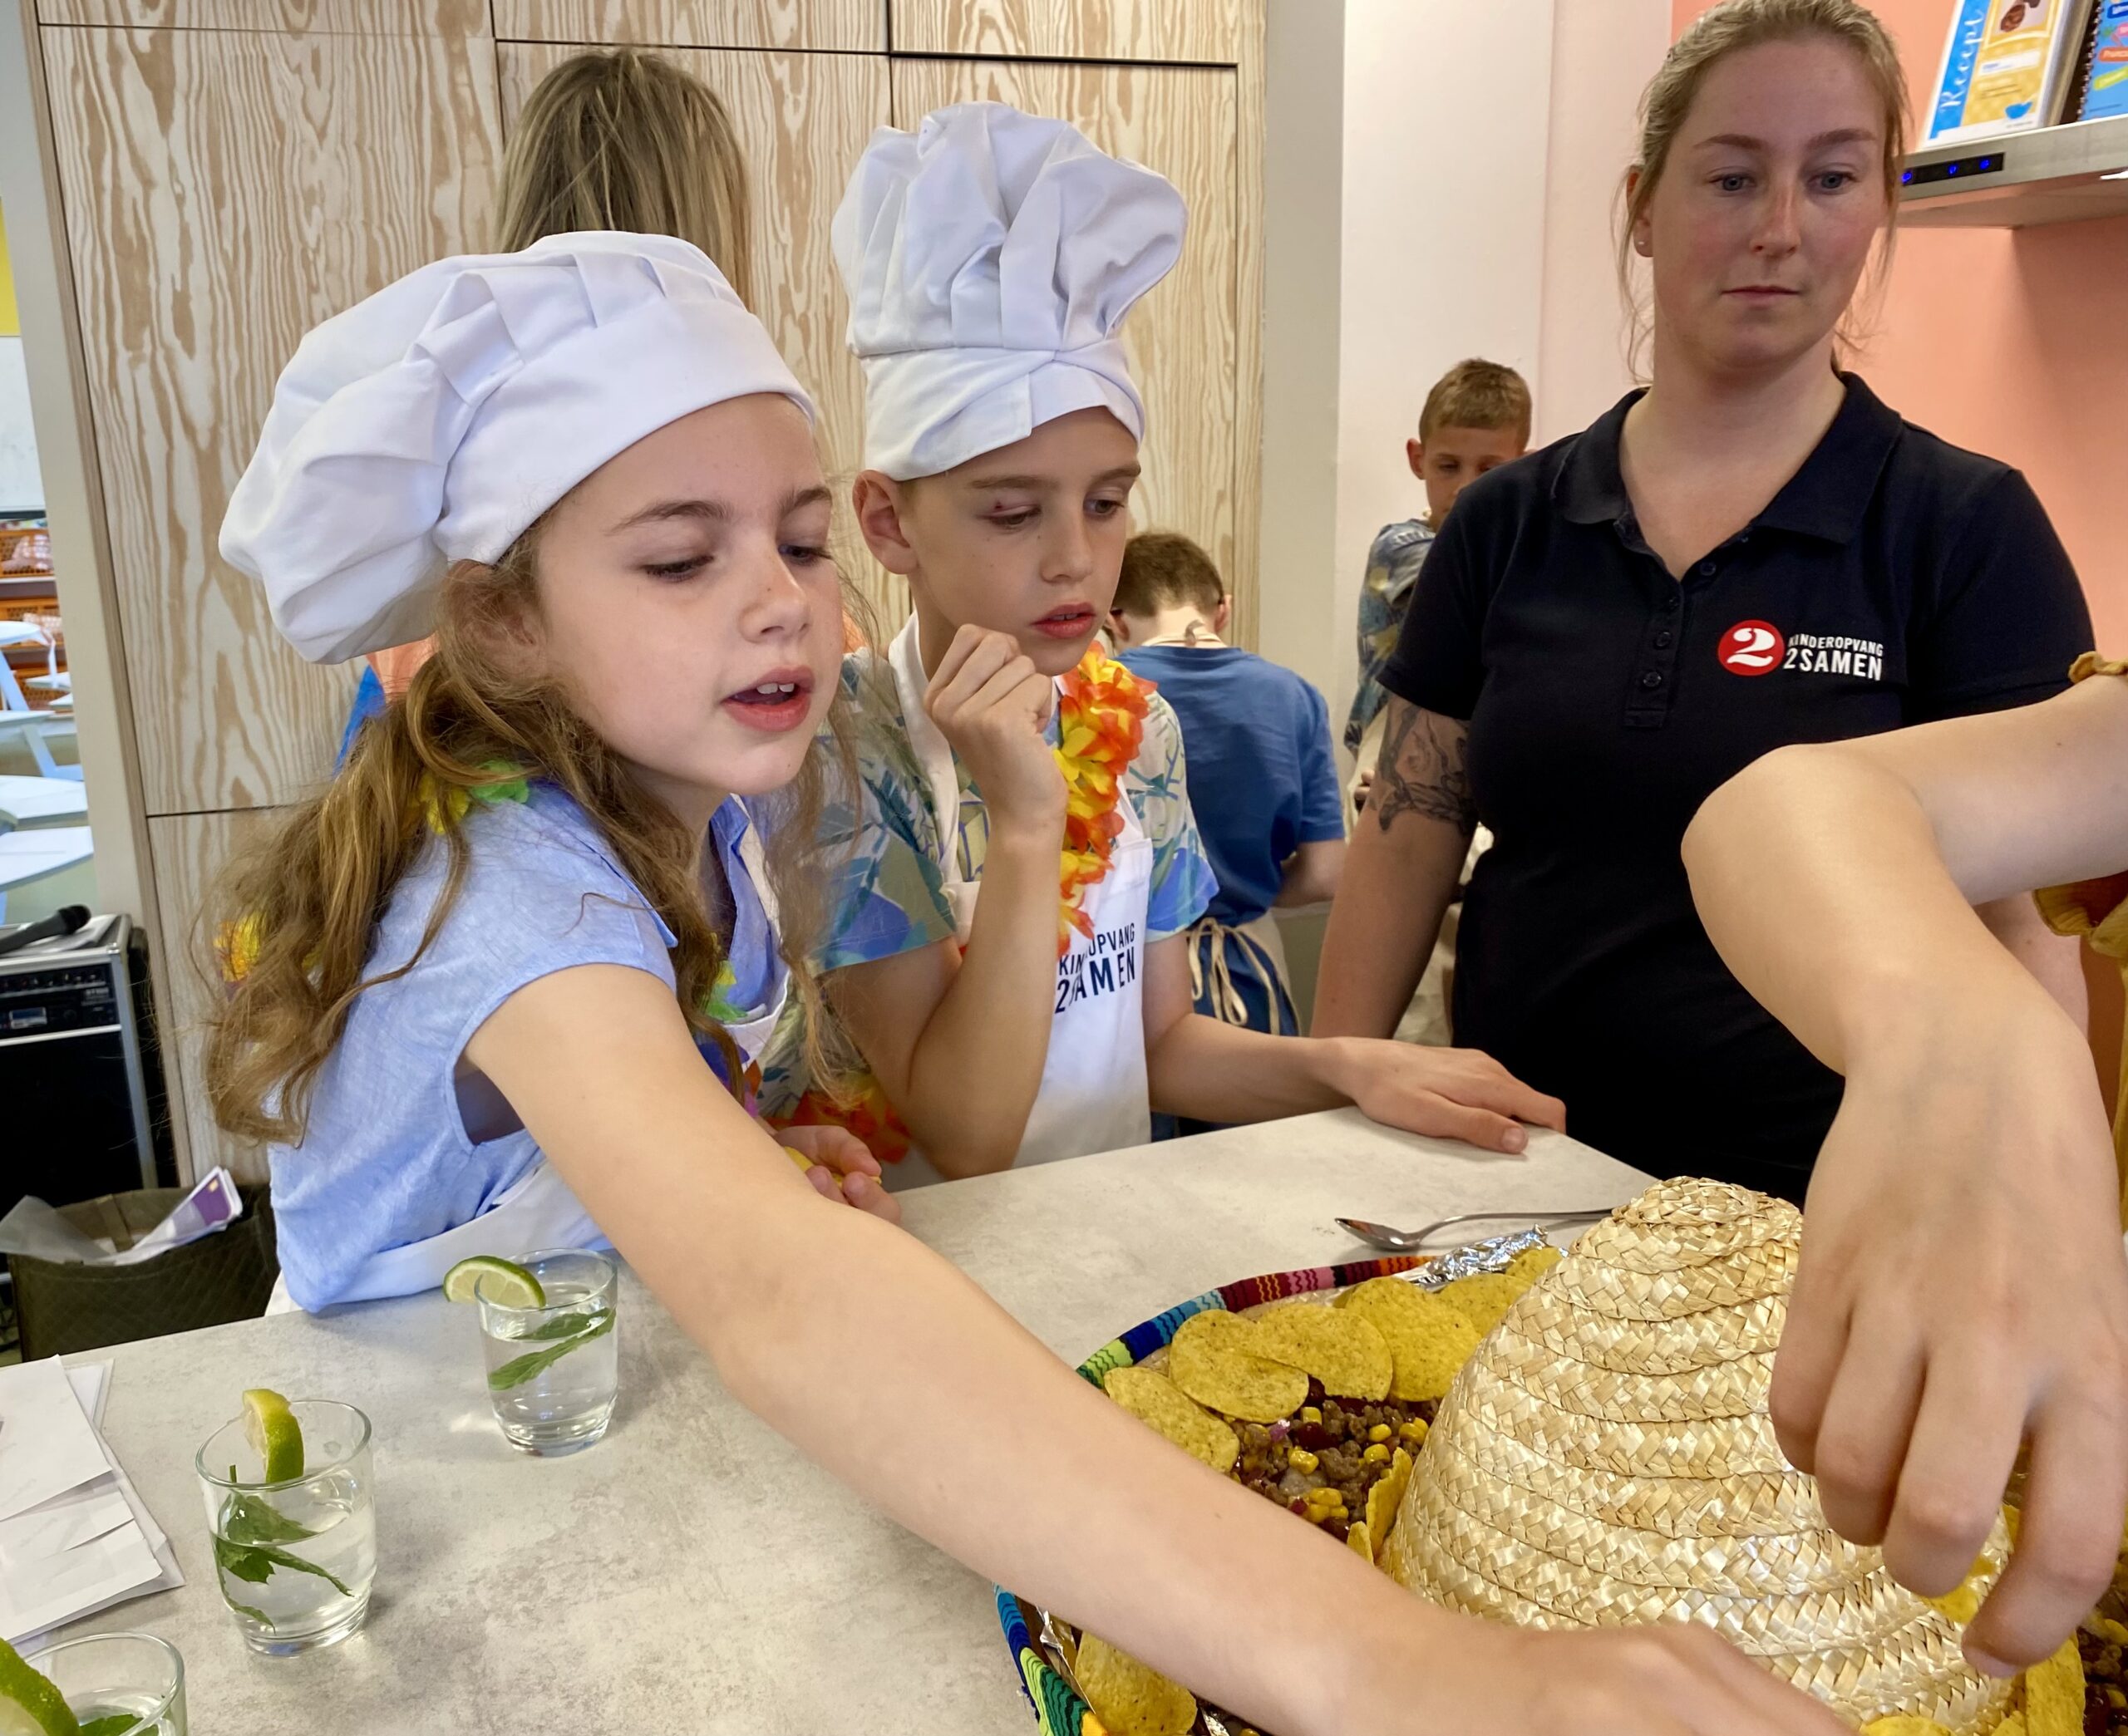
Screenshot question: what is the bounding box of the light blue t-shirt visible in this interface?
[270,782,783,1311]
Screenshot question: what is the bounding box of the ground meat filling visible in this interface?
[1230,1378,1436,1544]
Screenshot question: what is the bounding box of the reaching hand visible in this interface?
[1446,1622,1853,1736]
[1771,989,2128,1672]
[1324,1037,1565,1155]
[780,1125,902,1225]
[924,624,1066,841]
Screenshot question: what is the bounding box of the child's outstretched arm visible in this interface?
[467,960,1843,1736]
[830,626,1065,1178]
[1685,673,2128,1671]
[1140,936,1563,1153]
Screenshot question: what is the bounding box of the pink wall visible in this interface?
[1672,0,2128,649]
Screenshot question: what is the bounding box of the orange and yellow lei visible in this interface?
[1053,646,1153,957]
[775,647,1153,1160]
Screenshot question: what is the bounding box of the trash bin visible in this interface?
[9,1186,278,1359]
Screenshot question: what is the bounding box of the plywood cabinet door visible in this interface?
[42,25,505,815]
[37,0,488,28]
[890,58,1249,630]
[889,0,1245,64]
[146,808,276,1184]
[493,0,884,52]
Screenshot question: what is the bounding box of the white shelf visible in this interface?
[1899,112,2128,228]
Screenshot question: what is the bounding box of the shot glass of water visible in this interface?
[195,1401,377,1655]
[475,1248,619,1456]
[25,1631,186,1734]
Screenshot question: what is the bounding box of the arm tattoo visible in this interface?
[1372,700,1477,835]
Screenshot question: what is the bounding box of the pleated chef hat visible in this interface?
[221,232,815,665]
[832,102,1185,482]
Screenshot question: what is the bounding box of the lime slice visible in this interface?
[0,1638,79,1736]
[442,1256,544,1309]
[242,1387,304,1483]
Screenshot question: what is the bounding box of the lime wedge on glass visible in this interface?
[0,1638,79,1736]
[442,1256,544,1309]
[242,1387,304,1483]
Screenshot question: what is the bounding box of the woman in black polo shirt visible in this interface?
[1317,0,2090,1203]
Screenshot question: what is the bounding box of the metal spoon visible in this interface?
[1336,1207,1613,1253]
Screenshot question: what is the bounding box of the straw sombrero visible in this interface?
[1381,1178,2017,1734]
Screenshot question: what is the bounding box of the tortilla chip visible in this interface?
[1439,1271,1523,1336]
[1167,1311,1309,1423]
[1858,1719,1952,1736]
[1346,1519,1372,1559]
[1997,1713,2027,1736]
[2023,1636,2086,1736]
[1076,1634,1197,1736]
[1251,1302,1393,1399]
[1334,1277,1482,1403]
[1507,1244,1564,1282]
[1365,1444,1415,1552]
[1102,1366,1240,1474]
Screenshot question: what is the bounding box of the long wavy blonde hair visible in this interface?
[204,528,861,1146]
[1618,0,1910,373]
[500,47,755,305]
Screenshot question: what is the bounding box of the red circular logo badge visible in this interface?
[1717,619,1786,676]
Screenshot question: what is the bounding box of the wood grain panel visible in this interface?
[888,0,1244,64]
[493,0,883,51]
[148,808,278,1186]
[1228,3,1264,649]
[889,59,1244,623]
[37,0,489,30]
[42,26,504,815]
[500,41,899,622]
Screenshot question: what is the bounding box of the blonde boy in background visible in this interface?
[1347,359,1532,790]
[1347,359,1530,1043]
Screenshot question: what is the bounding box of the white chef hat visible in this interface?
[220,232,815,664]
[832,102,1185,482]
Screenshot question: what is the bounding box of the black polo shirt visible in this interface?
[1380,374,2091,1198]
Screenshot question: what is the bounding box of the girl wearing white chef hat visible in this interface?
[768,104,1563,1183]
[203,229,1840,1736]
[212,231,893,1312]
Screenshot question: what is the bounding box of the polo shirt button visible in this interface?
[1639,671,1663,691]
[1662,593,1679,612]
[1654,631,1673,648]
[1697,559,1717,575]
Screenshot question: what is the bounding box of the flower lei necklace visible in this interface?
[1053,647,1152,958]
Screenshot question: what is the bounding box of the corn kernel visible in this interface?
[2102,1618,2128,1648]
[1300,1406,1322,1425]
[2108,1688,2126,1714]
[1399,1419,1430,1443]
[1288,1448,1319,1475]
[1367,1423,1392,1443]
[1362,1443,1391,1463]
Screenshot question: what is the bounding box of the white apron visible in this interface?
[883,617,1152,1188]
[268,824,788,1314]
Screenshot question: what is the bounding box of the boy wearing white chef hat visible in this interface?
[210,232,895,1315]
[769,105,1564,1183]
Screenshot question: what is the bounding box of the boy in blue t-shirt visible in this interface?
[1108,532,1344,1040]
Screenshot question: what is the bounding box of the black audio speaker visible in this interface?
[0,912,175,1219]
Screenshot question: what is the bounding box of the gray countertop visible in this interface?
[62,1111,1648,1734]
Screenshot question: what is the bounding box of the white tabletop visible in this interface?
[0,824,91,890]
[0,775,87,826]
[60,1114,1647,1734]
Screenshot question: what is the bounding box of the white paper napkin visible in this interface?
[0,1359,183,1646]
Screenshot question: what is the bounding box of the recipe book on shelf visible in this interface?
[2082,0,2128,117]
[0,1357,183,1646]
[1926,0,2096,143]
